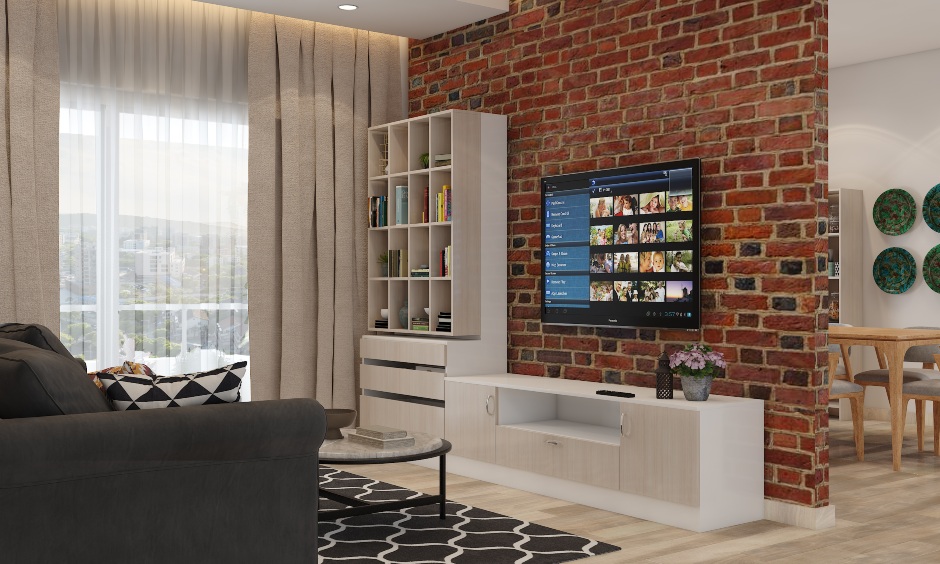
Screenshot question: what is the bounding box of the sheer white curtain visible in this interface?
[58,0,251,378]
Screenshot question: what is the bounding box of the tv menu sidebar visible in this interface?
[544,188,590,309]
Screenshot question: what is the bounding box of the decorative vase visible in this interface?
[680,375,713,401]
[380,263,388,277]
[398,300,409,328]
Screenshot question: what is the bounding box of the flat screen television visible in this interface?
[541,158,701,330]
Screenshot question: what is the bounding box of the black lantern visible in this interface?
[656,351,673,399]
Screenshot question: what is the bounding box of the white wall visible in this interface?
[831,48,940,414]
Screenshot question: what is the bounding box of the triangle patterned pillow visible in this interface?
[97,361,247,411]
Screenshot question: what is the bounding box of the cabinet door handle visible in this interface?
[621,411,631,437]
[546,440,559,446]
[485,394,494,416]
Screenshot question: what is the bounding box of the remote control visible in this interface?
[596,389,636,398]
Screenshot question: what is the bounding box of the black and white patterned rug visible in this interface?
[318,467,620,563]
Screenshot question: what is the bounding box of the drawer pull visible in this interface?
[622,411,631,437]
[485,394,495,416]
[546,440,559,446]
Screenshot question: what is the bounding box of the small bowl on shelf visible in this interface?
[324,408,357,440]
[380,308,389,320]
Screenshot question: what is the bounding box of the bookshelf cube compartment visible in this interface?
[430,225,452,278]
[369,280,389,329]
[388,280,409,330]
[369,230,389,278]
[388,125,409,175]
[369,131,389,177]
[409,173,431,224]
[429,114,452,168]
[408,118,430,172]
[408,226,430,276]
[409,279,431,332]
[429,170,453,223]
[430,279,452,333]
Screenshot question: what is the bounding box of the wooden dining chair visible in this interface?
[854,326,940,451]
[899,351,940,454]
[829,348,865,461]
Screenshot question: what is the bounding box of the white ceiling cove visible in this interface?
[200,0,508,39]
[830,0,940,68]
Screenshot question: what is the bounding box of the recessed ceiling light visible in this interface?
[338,4,358,10]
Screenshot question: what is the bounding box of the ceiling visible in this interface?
[830,0,940,68]
[200,0,508,39]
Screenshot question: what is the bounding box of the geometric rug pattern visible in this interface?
[318,467,620,563]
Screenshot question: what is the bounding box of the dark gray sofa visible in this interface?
[0,324,325,563]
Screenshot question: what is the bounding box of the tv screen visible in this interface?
[541,158,701,330]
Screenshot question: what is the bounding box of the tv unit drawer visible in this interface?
[495,425,619,490]
[360,364,444,401]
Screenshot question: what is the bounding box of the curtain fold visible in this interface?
[247,13,402,406]
[0,0,60,328]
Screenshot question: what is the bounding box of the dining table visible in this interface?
[828,326,940,471]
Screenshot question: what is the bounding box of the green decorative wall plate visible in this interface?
[924,245,940,293]
[873,188,916,235]
[873,247,916,294]
[924,184,940,234]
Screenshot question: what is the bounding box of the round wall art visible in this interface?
[873,247,916,294]
[873,188,916,235]
[924,245,940,293]
[923,184,940,234]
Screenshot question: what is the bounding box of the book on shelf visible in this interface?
[423,187,429,223]
[373,319,388,329]
[410,268,430,278]
[395,185,408,225]
[434,185,452,222]
[388,249,407,277]
[434,153,452,167]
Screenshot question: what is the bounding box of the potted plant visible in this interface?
[669,344,726,401]
[378,252,389,277]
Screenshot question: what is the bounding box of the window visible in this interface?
[58,0,250,376]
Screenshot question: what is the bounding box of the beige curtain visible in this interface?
[0,0,60,328]
[247,13,402,406]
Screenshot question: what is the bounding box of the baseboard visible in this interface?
[764,499,835,530]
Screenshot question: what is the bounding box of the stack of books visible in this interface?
[411,317,430,331]
[368,195,387,227]
[435,185,452,222]
[410,267,430,278]
[433,153,451,167]
[436,312,452,332]
[373,318,388,329]
[387,249,408,277]
[348,425,415,449]
[438,245,452,277]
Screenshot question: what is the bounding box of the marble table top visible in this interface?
[320,430,443,461]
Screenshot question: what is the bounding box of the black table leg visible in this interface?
[439,453,447,520]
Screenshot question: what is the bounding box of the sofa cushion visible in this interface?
[0,323,83,367]
[89,361,157,391]
[0,339,114,418]
[98,361,247,410]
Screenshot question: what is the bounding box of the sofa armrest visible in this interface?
[0,398,326,488]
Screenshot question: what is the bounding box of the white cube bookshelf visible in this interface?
[367,110,506,337]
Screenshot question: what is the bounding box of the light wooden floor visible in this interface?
[340,419,940,563]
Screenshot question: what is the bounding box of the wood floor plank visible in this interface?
[333,419,940,562]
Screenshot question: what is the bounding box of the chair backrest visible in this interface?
[904,326,940,365]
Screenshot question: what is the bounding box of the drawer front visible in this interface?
[495,426,554,477]
[361,364,444,401]
[553,437,619,490]
[360,395,444,438]
[361,336,447,366]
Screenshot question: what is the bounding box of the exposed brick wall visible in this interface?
[409,0,829,508]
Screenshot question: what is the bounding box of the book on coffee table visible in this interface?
[348,433,415,449]
[356,425,407,440]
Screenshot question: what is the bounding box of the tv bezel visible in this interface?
[540,158,702,330]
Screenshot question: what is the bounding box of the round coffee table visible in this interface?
[318,431,452,521]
